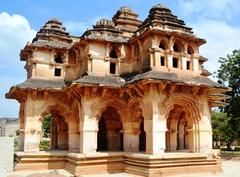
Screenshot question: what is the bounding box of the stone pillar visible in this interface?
[68,118,80,152]
[178,132,184,150]
[18,103,25,151]
[79,97,102,154]
[178,123,185,150]
[141,92,167,155]
[155,51,160,67]
[21,96,44,152]
[22,130,41,152]
[168,52,173,68]
[58,125,68,150]
[182,56,187,70]
[169,130,177,151]
[68,131,80,152]
[79,119,98,154]
[199,128,212,153]
[150,51,155,67]
[199,98,213,153]
[123,130,140,152]
[193,57,199,72]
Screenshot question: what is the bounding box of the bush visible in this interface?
[39,140,50,150]
[14,138,19,150]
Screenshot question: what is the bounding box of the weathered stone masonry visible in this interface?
[6,4,229,177]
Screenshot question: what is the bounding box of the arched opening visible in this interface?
[166,105,193,152]
[173,41,183,53]
[97,106,123,151]
[109,47,118,58]
[139,119,146,152]
[187,45,194,55]
[41,112,69,150]
[52,115,68,150]
[159,40,167,50]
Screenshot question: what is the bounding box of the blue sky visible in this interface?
[1,0,240,118]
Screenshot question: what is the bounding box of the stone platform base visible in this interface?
[14,151,222,176]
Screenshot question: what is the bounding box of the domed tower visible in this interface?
[20,18,76,80]
[134,4,208,75]
[113,6,141,36]
[138,4,192,33]
[79,18,130,76]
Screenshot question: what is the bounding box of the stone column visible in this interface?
[68,118,80,153]
[182,56,187,70]
[155,51,160,67]
[179,132,184,150]
[123,131,140,152]
[141,91,167,155]
[68,131,80,152]
[21,96,44,152]
[178,123,185,150]
[193,57,199,72]
[79,119,98,154]
[168,52,173,68]
[150,51,155,67]
[79,97,101,154]
[58,123,68,150]
[169,130,177,151]
[18,102,25,151]
[198,98,213,153]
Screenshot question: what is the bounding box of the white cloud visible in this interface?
[178,0,240,20]
[177,0,240,77]
[192,20,240,74]
[0,12,36,118]
[0,12,36,68]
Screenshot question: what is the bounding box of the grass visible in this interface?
[221,151,240,156]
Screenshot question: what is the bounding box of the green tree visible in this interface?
[42,114,52,138]
[211,111,236,149]
[216,49,240,145]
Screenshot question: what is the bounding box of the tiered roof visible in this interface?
[112,6,141,32]
[20,18,73,60]
[9,4,228,94]
[138,4,192,34]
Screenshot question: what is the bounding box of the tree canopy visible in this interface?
[215,49,240,145]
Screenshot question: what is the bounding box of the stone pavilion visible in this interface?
[6,4,229,177]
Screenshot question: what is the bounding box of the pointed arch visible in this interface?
[173,39,184,53]
[187,45,194,55]
[163,94,201,152]
[159,39,168,50]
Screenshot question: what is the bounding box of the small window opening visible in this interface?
[159,42,166,50]
[54,68,61,76]
[110,62,116,74]
[186,61,190,70]
[109,48,118,58]
[160,56,165,66]
[173,43,181,52]
[54,55,63,63]
[173,58,178,68]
